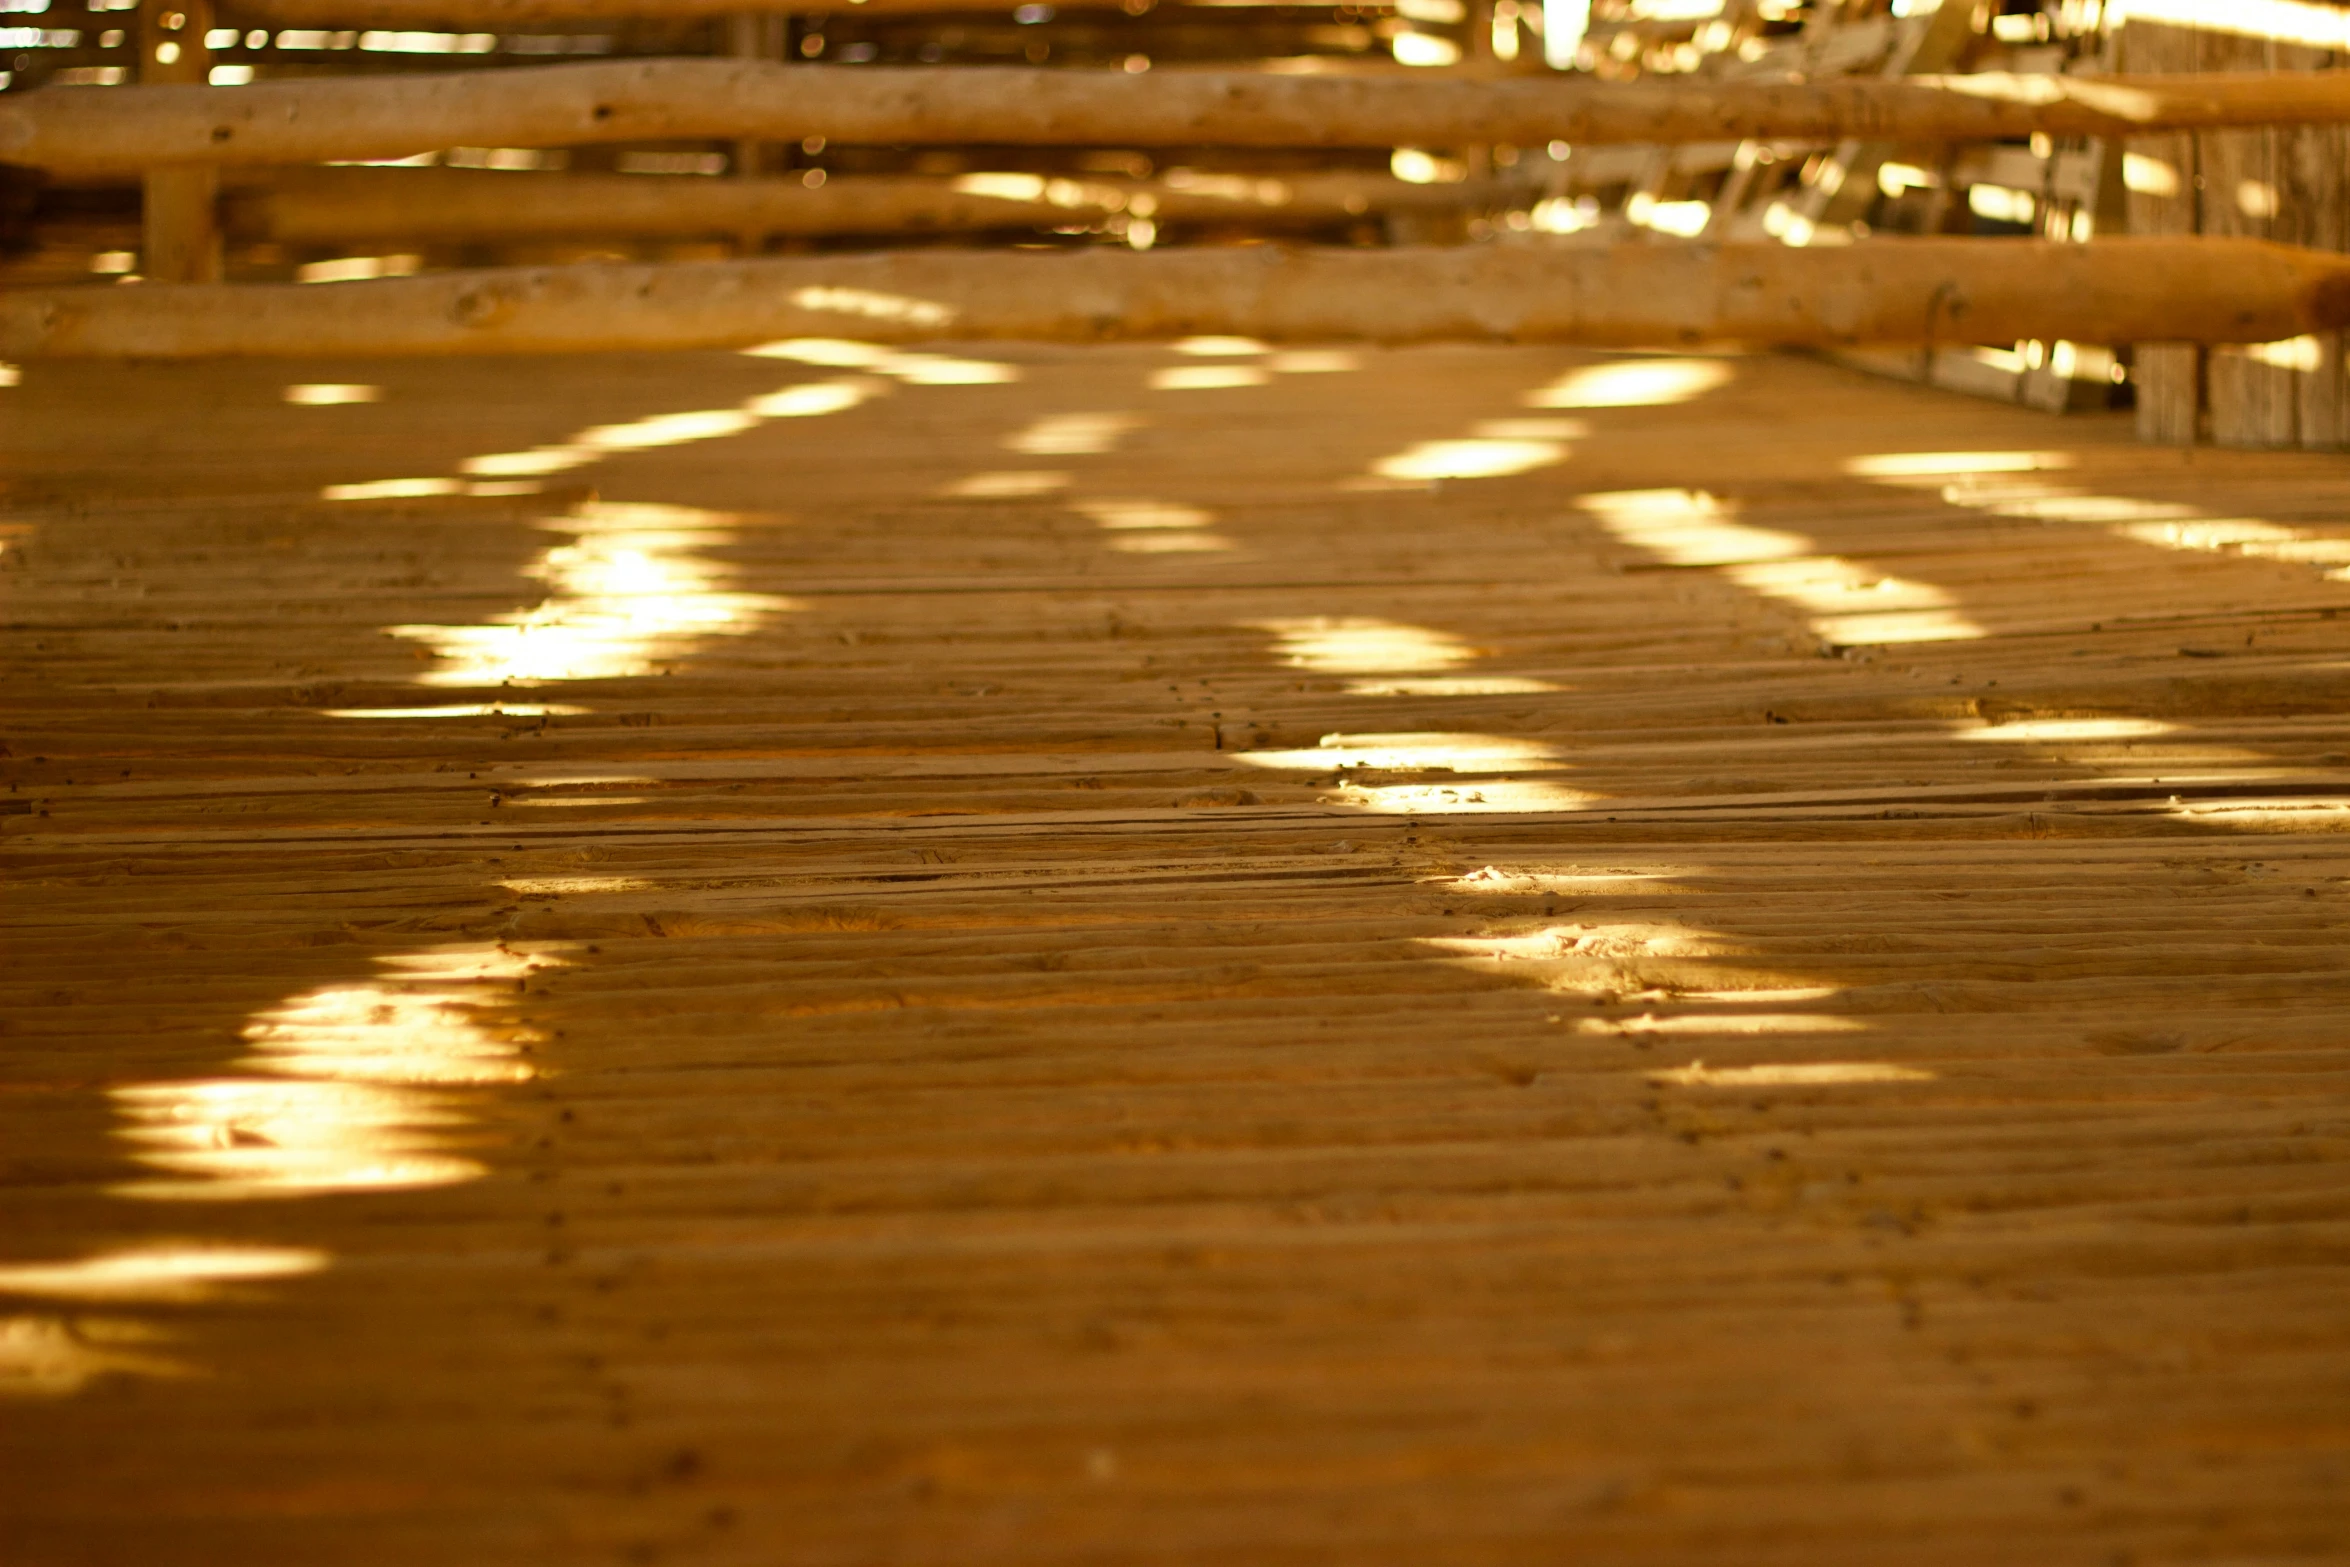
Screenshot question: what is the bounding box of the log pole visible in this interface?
[6,238,2344,359]
[13,64,2350,176]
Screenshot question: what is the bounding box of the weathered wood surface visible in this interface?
[6,344,2350,1563]
[226,167,1507,245]
[14,63,2350,176]
[10,238,2350,359]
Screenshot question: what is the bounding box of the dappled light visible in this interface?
[0,1246,328,1303]
[1151,364,1271,391]
[1528,359,1734,409]
[322,702,586,719]
[387,501,792,689]
[0,1315,189,1400]
[1078,496,1230,552]
[943,470,1070,498]
[1370,420,1576,482]
[1856,452,2350,579]
[1650,1061,1933,1086]
[1252,617,1476,675]
[1010,412,1144,455]
[1247,616,1558,695]
[745,338,1019,386]
[284,383,381,406]
[1237,732,1591,814]
[1581,488,1985,644]
[111,946,566,1202]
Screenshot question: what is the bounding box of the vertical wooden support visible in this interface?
[2202,26,2297,448]
[2122,17,2200,446]
[730,12,789,254]
[2280,44,2349,450]
[137,0,222,283]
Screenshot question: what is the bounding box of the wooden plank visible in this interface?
[22,64,2350,176]
[8,237,2350,360]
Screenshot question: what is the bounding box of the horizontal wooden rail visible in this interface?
[11,64,2350,175]
[7,238,2343,358]
[227,167,1514,243]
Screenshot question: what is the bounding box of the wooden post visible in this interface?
[136,0,222,284]
[2203,26,2299,448]
[2123,16,2202,447]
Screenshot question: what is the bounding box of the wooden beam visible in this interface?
[6,238,2344,359]
[223,167,1506,244]
[16,64,2350,177]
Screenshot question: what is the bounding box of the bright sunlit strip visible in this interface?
[1151,365,1271,391]
[390,502,793,687]
[0,1315,188,1398]
[576,409,760,451]
[1529,359,1732,409]
[323,478,464,501]
[112,945,569,1202]
[1252,617,1476,674]
[1010,412,1144,455]
[1649,1061,1934,1086]
[1173,336,1269,356]
[1883,468,2350,584]
[285,383,381,406]
[1373,437,1565,482]
[1337,778,1595,813]
[1582,489,1984,643]
[323,704,587,718]
[1582,1014,1867,1036]
[1346,677,1561,696]
[2109,0,2350,49]
[1077,498,1215,530]
[942,470,1070,498]
[0,1246,327,1302]
[1961,718,2177,742]
[1236,731,1568,772]
[743,378,878,418]
[742,339,1021,384]
[1844,450,2073,477]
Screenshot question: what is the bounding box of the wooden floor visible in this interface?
[5,342,2350,1565]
